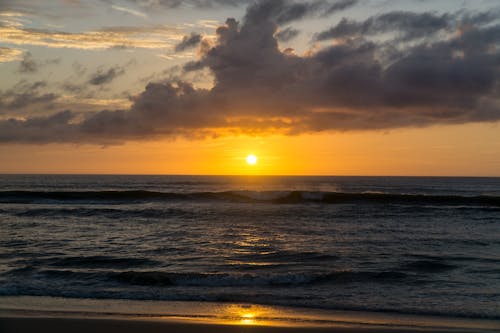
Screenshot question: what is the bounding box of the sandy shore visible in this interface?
[2,316,494,333]
[1,296,498,333]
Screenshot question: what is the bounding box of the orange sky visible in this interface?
[1,123,498,176]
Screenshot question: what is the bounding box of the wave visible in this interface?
[408,254,500,264]
[229,250,338,263]
[3,267,412,287]
[399,260,458,273]
[27,256,161,269]
[6,207,191,219]
[112,270,412,287]
[1,190,499,206]
[4,258,465,288]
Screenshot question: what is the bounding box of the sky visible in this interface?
[0,0,499,176]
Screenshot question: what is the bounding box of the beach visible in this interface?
[1,296,499,333]
[3,317,497,333]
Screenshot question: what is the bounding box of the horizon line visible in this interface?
[0,173,499,178]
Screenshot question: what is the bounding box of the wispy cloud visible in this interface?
[0,80,58,111]
[18,52,37,72]
[111,5,147,18]
[0,25,183,50]
[114,0,249,9]
[157,53,195,60]
[0,47,23,62]
[195,20,221,29]
[88,66,126,85]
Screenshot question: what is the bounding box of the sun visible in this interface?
[246,154,258,165]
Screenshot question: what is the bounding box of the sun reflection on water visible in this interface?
[240,313,256,325]
[158,303,297,327]
[221,304,273,326]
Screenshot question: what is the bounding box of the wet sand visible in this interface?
[0,317,494,333]
[1,296,498,333]
[2,316,498,333]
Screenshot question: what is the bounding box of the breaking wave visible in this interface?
[1,190,499,206]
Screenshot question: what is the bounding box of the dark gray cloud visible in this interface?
[244,0,357,25]
[0,110,77,143]
[61,82,86,94]
[316,9,500,42]
[1,0,499,144]
[88,66,126,85]
[275,27,300,42]
[324,0,358,15]
[0,80,58,112]
[316,11,452,41]
[174,33,202,52]
[17,52,61,74]
[459,9,500,27]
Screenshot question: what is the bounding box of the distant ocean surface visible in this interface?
[1,175,499,319]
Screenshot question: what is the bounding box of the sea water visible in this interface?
[0,175,499,319]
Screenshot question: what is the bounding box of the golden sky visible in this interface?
[1,123,498,176]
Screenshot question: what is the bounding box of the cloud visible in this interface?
[174,33,202,52]
[88,66,126,85]
[1,0,499,144]
[2,0,249,18]
[243,0,356,25]
[324,0,358,15]
[315,9,500,42]
[0,110,77,143]
[18,52,38,73]
[17,52,61,73]
[0,47,23,63]
[0,80,59,112]
[316,11,452,41]
[111,5,148,18]
[0,24,182,50]
[275,27,300,42]
[0,0,358,52]
[114,0,250,9]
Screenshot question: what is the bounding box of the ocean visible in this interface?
[1,175,499,320]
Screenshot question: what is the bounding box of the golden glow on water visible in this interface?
[239,312,256,325]
[220,304,279,327]
[154,304,277,327]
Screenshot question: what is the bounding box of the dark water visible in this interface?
[1,175,499,319]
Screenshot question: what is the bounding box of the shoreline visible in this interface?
[1,296,498,333]
[3,316,493,333]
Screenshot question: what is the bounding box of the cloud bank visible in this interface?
[1,0,499,144]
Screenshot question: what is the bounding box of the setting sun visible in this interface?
[246,154,258,165]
